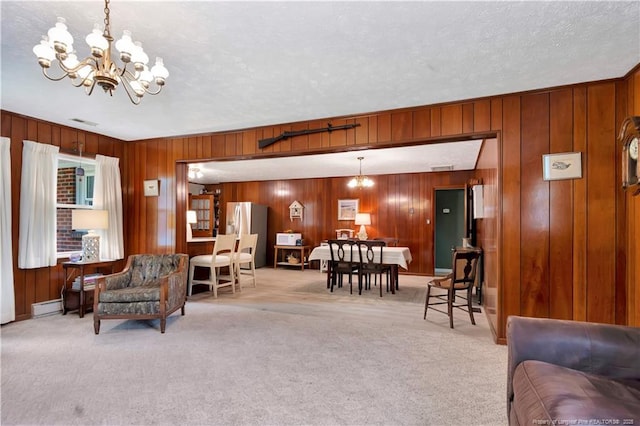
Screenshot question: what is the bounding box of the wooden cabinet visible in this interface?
[189,192,221,237]
[213,191,221,235]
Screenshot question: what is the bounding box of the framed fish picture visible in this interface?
[542,152,582,181]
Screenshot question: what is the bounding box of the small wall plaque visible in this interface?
[542,152,582,181]
[144,179,160,196]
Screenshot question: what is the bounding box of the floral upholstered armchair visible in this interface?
[93,254,189,334]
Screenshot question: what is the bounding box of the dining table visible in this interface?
[307,244,412,294]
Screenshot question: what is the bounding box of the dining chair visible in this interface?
[372,237,400,290]
[188,233,237,298]
[372,237,399,247]
[319,241,330,273]
[327,239,359,294]
[357,240,392,297]
[423,249,481,328]
[334,229,355,240]
[230,233,258,290]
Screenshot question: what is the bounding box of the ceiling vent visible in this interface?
[70,118,98,127]
[431,165,454,172]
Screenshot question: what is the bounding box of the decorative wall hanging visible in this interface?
[338,199,358,221]
[289,200,304,221]
[258,123,360,149]
[143,179,159,196]
[542,152,582,181]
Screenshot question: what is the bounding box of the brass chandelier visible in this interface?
[347,157,374,188]
[32,0,169,105]
[188,167,203,180]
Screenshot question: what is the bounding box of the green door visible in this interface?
[434,189,465,274]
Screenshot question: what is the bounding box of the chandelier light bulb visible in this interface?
[47,17,74,55]
[151,57,169,82]
[85,24,108,57]
[347,176,374,188]
[188,167,203,179]
[115,30,134,62]
[77,65,94,87]
[62,52,79,68]
[32,0,168,105]
[33,37,56,67]
[131,42,149,70]
[61,52,80,78]
[127,80,142,97]
[137,66,154,87]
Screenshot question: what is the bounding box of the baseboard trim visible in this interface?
[31,299,62,318]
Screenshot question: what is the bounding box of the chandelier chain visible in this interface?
[103,0,111,38]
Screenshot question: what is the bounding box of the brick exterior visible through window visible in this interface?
[57,167,83,252]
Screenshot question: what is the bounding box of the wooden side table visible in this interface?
[273,245,310,271]
[62,260,116,318]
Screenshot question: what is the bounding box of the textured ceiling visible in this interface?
[2,1,638,143]
[1,1,638,182]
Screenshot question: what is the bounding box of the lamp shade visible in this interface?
[186,210,198,224]
[354,213,371,226]
[72,209,109,230]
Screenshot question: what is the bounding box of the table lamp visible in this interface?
[186,210,198,241]
[72,209,108,262]
[355,213,371,240]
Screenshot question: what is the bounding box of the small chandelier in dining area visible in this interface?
[188,167,203,180]
[32,0,169,105]
[347,157,374,188]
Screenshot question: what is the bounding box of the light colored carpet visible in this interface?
[1,268,507,426]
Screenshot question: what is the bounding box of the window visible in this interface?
[57,153,96,256]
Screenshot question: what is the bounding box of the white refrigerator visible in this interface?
[226,202,268,268]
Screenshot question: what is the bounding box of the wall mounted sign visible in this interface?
[542,152,582,181]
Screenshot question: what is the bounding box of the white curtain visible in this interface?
[93,155,124,260]
[18,140,59,269]
[1,137,15,324]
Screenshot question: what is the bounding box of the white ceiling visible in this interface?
[1,1,638,182]
[189,139,482,183]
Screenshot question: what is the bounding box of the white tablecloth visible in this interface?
[308,245,412,270]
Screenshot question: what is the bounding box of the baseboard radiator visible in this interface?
[31,299,62,318]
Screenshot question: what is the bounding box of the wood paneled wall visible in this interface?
[474,138,500,335]
[125,78,634,342]
[212,170,474,275]
[4,64,638,340]
[1,111,126,321]
[625,68,640,327]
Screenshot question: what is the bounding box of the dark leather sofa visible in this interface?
[507,316,640,425]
